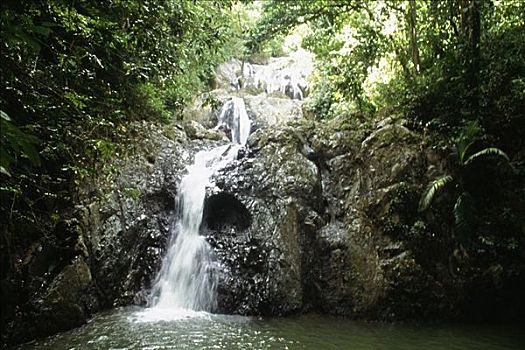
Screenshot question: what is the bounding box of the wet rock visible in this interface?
[206,127,320,315]
[22,258,92,340]
[244,95,303,129]
[183,90,231,128]
[5,48,523,347]
[213,59,243,90]
[20,116,444,327]
[184,91,304,138]
[184,120,228,141]
[185,54,311,136]
[313,221,354,314]
[78,124,229,309]
[202,117,444,319]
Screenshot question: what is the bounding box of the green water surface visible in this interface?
[17,307,525,349]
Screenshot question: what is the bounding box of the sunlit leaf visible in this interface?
[418,175,453,212]
[1,110,12,121]
[464,147,510,166]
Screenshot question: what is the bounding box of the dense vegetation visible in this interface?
[249,0,524,316]
[0,0,248,274]
[251,1,523,134]
[1,0,524,345]
[250,0,524,219]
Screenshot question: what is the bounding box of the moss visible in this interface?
[161,124,184,141]
[241,86,265,96]
[122,187,141,201]
[267,91,289,99]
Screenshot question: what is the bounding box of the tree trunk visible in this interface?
[408,0,421,74]
[462,0,481,119]
[468,0,481,118]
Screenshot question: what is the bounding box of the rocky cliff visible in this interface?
[2,58,524,346]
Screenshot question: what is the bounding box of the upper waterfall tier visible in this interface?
[216,97,251,145]
[215,48,314,100]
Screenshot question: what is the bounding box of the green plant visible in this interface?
[0,111,40,176]
[123,187,141,201]
[419,121,510,244]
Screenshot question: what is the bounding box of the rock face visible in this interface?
[207,128,321,315]
[78,123,228,309]
[183,54,311,133]
[70,114,438,320]
[33,258,92,334]
[195,118,439,319]
[183,90,304,135]
[68,82,445,321]
[0,122,229,346]
[310,120,433,318]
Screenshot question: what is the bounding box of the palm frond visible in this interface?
[464,147,510,166]
[418,175,453,212]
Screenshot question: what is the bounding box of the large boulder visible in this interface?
[207,128,320,315]
[244,95,303,129]
[306,119,440,319]
[213,59,242,90]
[33,258,92,333]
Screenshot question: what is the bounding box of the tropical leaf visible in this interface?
[0,166,11,177]
[454,192,474,227]
[0,147,15,172]
[0,113,41,168]
[418,175,453,212]
[1,110,11,121]
[464,147,510,166]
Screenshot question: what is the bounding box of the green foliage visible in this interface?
[453,121,510,168]
[1,111,40,176]
[453,192,475,244]
[456,121,483,164]
[247,34,287,64]
[464,148,510,166]
[252,0,524,156]
[251,0,386,117]
[252,1,522,256]
[418,175,453,212]
[388,0,525,145]
[123,187,141,201]
[419,122,512,246]
[0,0,240,251]
[222,2,267,63]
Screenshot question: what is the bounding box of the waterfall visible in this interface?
[216,97,251,145]
[137,98,251,321]
[240,49,313,100]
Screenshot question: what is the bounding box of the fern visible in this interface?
[418,175,453,212]
[464,147,510,166]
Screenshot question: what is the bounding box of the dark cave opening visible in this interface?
[202,192,251,234]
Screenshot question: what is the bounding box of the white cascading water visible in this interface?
[136,98,251,322]
[240,48,313,100]
[216,97,251,145]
